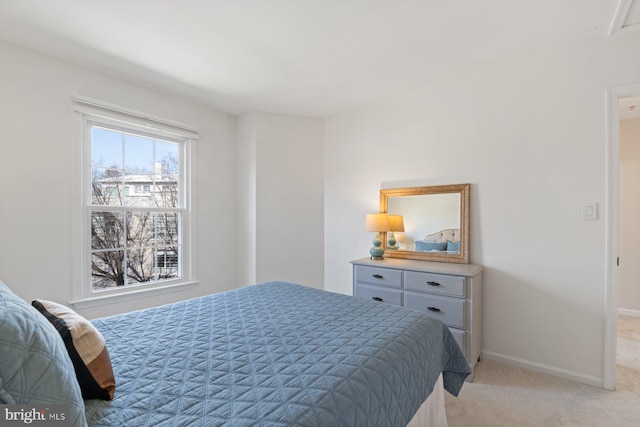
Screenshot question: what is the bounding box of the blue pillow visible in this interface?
[0,281,86,426]
[447,240,461,252]
[415,241,448,251]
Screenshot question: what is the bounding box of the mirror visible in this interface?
[380,184,470,263]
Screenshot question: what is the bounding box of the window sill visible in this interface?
[69,280,199,310]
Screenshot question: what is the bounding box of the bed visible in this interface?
[415,229,461,253]
[1,280,470,427]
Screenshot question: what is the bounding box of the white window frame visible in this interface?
[71,96,198,307]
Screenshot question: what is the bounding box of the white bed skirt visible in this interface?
[406,373,447,427]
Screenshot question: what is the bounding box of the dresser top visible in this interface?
[351,257,483,276]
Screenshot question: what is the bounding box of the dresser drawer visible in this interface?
[404,291,465,328]
[354,283,403,306]
[354,265,402,288]
[405,271,465,297]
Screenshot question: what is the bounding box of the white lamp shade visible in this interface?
[387,214,405,232]
[365,213,390,232]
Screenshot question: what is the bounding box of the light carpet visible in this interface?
[444,315,640,426]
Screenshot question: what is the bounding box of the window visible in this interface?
[74,98,197,299]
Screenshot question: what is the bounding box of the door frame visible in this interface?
[604,82,640,390]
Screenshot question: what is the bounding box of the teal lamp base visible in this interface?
[370,232,385,260]
[387,232,399,250]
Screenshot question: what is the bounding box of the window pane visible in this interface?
[156,141,179,173]
[155,213,180,245]
[91,212,125,250]
[124,134,154,173]
[127,248,154,284]
[92,168,123,206]
[126,212,154,249]
[123,170,154,207]
[155,247,180,280]
[92,128,122,168]
[154,176,179,208]
[155,141,180,208]
[91,250,125,290]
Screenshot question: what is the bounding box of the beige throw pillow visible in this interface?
[32,299,116,400]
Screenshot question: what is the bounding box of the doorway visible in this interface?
[605,85,640,390]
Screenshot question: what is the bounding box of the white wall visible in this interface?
[236,114,258,288]
[237,112,325,289]
[324,31,640,386]
[0,39,237,318]
[619,117,640,314]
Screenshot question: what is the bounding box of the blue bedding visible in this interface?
[85,282,469,426]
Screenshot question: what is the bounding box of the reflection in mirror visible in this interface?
[387,193,460,253]
[380,184,469,263]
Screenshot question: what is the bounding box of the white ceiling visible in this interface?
[0,0,628,117]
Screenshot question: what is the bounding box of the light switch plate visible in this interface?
[583,203,598,220]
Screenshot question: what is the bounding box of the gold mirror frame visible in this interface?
[380,183,470,264]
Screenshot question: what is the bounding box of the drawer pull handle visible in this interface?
[372,274,384,279]
[427,281,441,287]
[427,307,441,312]
[372,297,384,302]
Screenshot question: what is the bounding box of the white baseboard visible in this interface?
[618,308,640,317]
[481,350,603,388]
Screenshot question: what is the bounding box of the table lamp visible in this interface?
[387,214,404,250]
[365,213,390,260]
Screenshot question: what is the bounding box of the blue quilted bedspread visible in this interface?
[85,282,470,426]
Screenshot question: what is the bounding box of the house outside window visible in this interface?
[73,98,197,300]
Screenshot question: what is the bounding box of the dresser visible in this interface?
[351,257,483,380]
